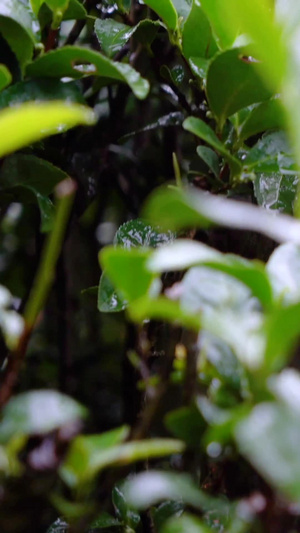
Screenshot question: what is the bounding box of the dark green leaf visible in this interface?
[165,406,205,447]
[95,18,161,58]
[196,146,219,177]
[183,117,242,175]
[153,501,184,530]
[91,512,121,529]
[112,485,140,528]
[0,79,85,109]
[26,46,150,100]
[253,172,298,214]
[97,273,126,313]
[207,48,272,128]
[114,219,175,248]
[46,518,68,533]
[0,390,87,443]
[182,0,217,59]
[0,0,39,69]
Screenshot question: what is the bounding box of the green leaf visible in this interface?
[99,247,156,304]
[198,0,240,49]
[147,240,273,309]
[267,243,300,305]
[142,187,300,245]
[61,435,184,486]
[112,485,140,529]
[97,273,126,313]
[143,0,178,31]
[253,172,298,214]
[0,64,12,91]
[165,406,205,447]
[26,46,150,100]
[264,302,300,372]
[114,219,175,248]
[182,0,217,59]
[171,0,192,20]
[95,18,161,58]
[235,401,300,501]
[161,514,214,533]
[0,390,87,443]
[238,98,285,142]
[128,295,202,330]
[0,79,85,109]
[0,101,95,158]
[91,513,121,529]
[243,131,293,172]
[196,146,219,178]
[183,117,242,175]
[123,471,229,514]
[189,57,209,80]
[206,48,272,128]
[0,0,39,69]
[153,501,184,530]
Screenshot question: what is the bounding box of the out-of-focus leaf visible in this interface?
[267,243,300,305]
[235,401,300,501]
[0,0,39,68]
[161,513,214,533]
[123,471,230,514]
[61,436,184,486]
[0,101,95,158]
[26,47,150,99]
[183,117,241,175]
[269,369,300,414]
[128,295,202,330]
[238,98,285,142]
[165,406,205,447]
[0,79,85,109]
[95,18,161,58]
[100,247,155,304]
[142,186,300,245]
[196,146,219,177]
[264,301,300,372]
[143,0,178,31]
[182,0,217,59]
[147,240,273,309]
[0,65,12,92]
[0,390,87,443]
[0,285,24,350]
[207,48,272,128]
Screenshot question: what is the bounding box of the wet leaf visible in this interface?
[267,243,300,305]
[26,46,150,99]
[143,0,178,31]
[0,79,85,109]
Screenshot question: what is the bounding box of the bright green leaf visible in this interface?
[143,0,178,31]
[0,101,96,159]
[182,0,217,59]
[0,65,12,92]
[128,295,202,330]
[161,514,214,533]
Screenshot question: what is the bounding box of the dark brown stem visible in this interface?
[64,19,86,46]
